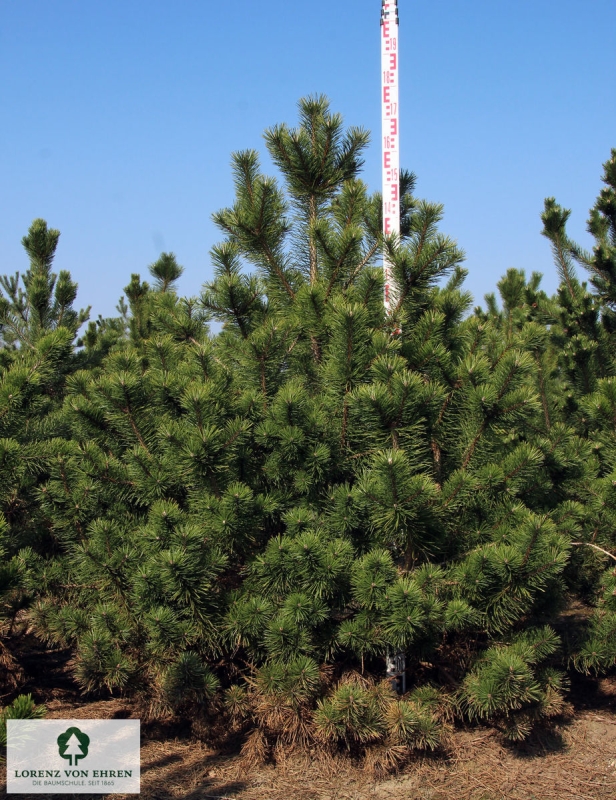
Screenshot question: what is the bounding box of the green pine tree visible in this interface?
[8,103,614,761]
[537,151,616,672]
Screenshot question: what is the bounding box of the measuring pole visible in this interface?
[381,0,400,315]
[382,1,406,693]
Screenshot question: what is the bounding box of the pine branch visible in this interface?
[570,542,616,562]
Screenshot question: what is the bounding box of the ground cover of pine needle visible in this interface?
[4,697,616,800]
[2,635,616,800]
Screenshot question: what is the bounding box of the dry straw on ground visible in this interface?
[3,685,616,800]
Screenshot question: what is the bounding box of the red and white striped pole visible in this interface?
[381,0,400,316]
[382,3,406,692]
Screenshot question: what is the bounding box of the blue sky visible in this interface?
[1,0,615,323]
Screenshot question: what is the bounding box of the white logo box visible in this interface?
[7,719,140,794]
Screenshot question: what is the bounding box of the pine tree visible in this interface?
[0,220,96,693]
[477,149,616,679]
[0,219,93,560]
[10,102,614,761]
[0,219,89,349]
[538,150,616,673]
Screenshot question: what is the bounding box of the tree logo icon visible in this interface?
[57,727,90,766]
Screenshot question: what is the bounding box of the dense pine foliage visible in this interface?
[1,97,616,767]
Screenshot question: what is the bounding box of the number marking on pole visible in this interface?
[381,0,400,314]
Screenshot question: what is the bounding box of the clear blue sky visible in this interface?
[2,0,615,322]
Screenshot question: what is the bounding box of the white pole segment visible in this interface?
[382,3,406,692]
[381,0,400,314]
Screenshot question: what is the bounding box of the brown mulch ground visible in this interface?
[2,635,616,799]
